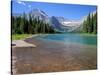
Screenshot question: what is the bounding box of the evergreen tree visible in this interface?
[82,12,97,34]
[93,12,97,34]
[12,12,56,34]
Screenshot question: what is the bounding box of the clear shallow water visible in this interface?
[35,33,97,46]
[13,33,97,74]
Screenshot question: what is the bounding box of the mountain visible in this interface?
[50,16,64,31]
[60,20,82,32]
[50,16,81,32]
[55,17,66,22]
[12,8,84,32]
[29,9,64,31]
[51,16,82,32]
[29,9,49,23]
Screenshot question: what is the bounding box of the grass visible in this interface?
[79,33,97,36]
[12,34,33,40]
[12,33,97,40]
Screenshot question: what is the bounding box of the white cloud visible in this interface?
[17,0,26,6]
[16,0,32,9]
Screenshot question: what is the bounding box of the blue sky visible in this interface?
[12,0,97,20]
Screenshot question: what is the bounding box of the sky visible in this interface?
[12,0,97,20]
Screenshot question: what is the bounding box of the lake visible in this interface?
[12,33,97,74]
[35,33,97,46]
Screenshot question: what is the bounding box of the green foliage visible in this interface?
[11,13,55,34]
[93,12,97,34]
[82,11,97,34]
[12,34,32,40]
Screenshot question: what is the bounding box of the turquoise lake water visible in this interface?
[14,33,97,73]
[35,33,97,46]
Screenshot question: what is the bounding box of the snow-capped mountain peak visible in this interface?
[30,8,48,17]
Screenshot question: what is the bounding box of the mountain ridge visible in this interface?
[12,8,95,32]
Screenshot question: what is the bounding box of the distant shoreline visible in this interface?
[12,33,97,40]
